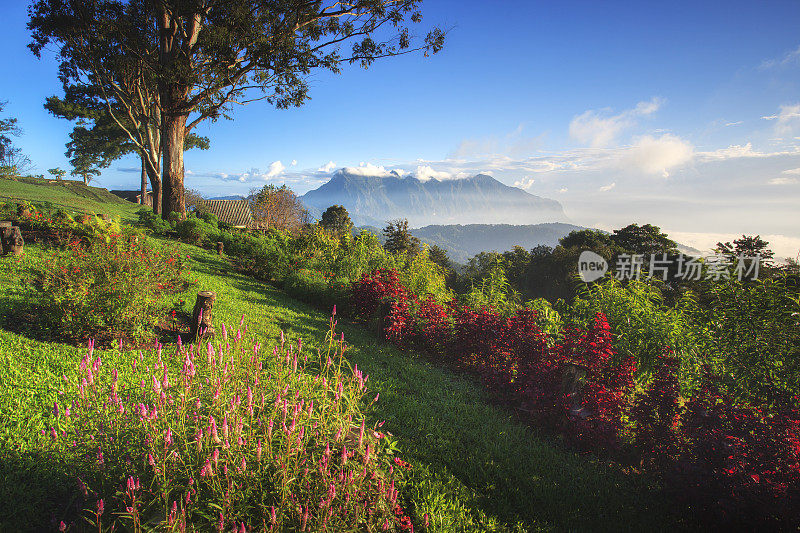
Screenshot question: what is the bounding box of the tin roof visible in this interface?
[199,199,253,228]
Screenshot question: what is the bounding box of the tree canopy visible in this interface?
[383,218,420,256]
[29,0,444,218]
[248,184,309,232]
[320,205,353,236]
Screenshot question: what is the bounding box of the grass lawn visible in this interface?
[0,176,141,221]
[0,240,691,532]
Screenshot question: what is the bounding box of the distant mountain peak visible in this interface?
[301,172,567,227]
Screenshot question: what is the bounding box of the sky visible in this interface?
[1,1,799,258]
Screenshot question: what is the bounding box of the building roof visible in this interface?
[199,199,253,228]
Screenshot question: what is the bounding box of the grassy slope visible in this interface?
[0,240,690,532]
[0,177,140,221]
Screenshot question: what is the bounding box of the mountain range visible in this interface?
[300,171,566,227]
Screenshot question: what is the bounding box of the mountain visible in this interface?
[300,171,566,227]
[410,223,587,263]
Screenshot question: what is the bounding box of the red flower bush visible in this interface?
[350,269,800,527]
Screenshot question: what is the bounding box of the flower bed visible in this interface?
[351,268,800,527]
[43,317,416,531]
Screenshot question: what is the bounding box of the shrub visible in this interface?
[137,207,172,235]
[28,232,187,343]
[42,319,415,531]
[690,276,800,406]
[176,216,217,246]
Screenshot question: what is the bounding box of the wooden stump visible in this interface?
[0,222,10,256]
[78,214,91,224]
[190,291,216,341]
[2,226,23,256]
[562,362,588,403]
[216,241,224,255]
[99,214,110,221]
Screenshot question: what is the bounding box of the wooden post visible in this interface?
[562,362,588,400]
[0,221,10,255]
[562,361,590,419]
[216,241,224,255]
[3,226,23,256]
[190,291,216,341]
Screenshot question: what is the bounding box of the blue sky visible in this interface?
[1,1,799,256]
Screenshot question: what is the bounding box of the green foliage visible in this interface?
[26,232,187,343]
[398,247,452,303]
[0,240,688,532]
[320,204,353,236]
[137,206,172,234]
[175,215,216,246]
[46,167,66,180]
[572,279,699,378]
[383,219,421,256]
[715,234,776,267]
[523,298,564,341]
[686,275,800,405]
[463,259,520,314]
[610,223,678,255]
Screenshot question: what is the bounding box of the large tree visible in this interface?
[320,205,353,236]
[0,101,32,176]
[249,184,309,232]
[383,218,420,256]
[30,1,444,218]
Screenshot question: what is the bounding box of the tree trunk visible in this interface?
[140,155,147,205]
[143,151,162,215]
[190,290,216,341]
[83,174,89,186]
[161,113,187,219]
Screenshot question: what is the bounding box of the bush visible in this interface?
[176,216,217,246]
[28,232,187,343]
[137,207,172,235]
[42,319,416,531]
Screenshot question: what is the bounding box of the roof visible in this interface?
[199,199,253,228]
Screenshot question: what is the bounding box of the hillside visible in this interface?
[412,222,587,263]
[301,171,566,227]
[0,176,140,220]
[0,237,686,531]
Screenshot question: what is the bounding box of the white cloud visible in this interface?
[569,97,665,148]
[317,161,337,173]
[514,176,536,189]
[598,182,616,192]
[783,167,800,175]
[414,165,453,182]
[451,125,544,159]
[290,160,298,166]
[762,104,800,134]
[558,187,568,193]
[619,134,694,177]
[341,162,394,177]
[759,44,800,69]
[724,121,743,127]
[266,160,286,178]
[769,176,799,185]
